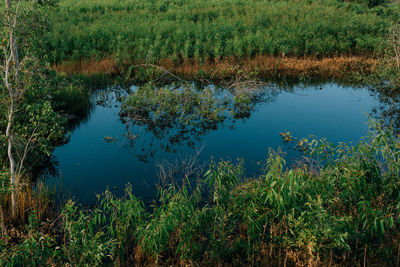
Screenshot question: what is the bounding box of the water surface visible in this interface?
[49,83,379,203]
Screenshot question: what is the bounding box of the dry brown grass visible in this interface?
[53,55,378,80]
[1,180,56,228]
[14,182,55,222]
[54,57,119,75]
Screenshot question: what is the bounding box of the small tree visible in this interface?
[2,0,22,218]
[1,0,66,218]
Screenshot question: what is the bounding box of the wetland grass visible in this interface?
[49,0,399,81]
[54,55,379,82]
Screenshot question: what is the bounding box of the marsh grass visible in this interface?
[54,53,380,83]
[49,0,399,65]
[0,172,57,228]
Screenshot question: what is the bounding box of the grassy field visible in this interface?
[49,0,400,66]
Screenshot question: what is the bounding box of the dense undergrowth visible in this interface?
[49,0,400,65]
[0,120,399,266]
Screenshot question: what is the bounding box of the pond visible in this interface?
[47,82,385,204]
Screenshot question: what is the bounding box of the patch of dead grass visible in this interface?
[53,55,378,81]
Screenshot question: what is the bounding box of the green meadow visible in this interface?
[49,0,400,63]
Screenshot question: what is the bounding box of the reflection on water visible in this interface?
[370,87,400,133]
[119,83,279,161]
[47,82,398,204]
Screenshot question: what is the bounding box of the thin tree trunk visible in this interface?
[6,102,16,218]
[4,0,20,218]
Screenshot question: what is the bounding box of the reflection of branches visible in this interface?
[64,95,94,132]
[222,66,272,102]
[224,67,270,92]
[119,83,278,161]
[156,145,205,188]
[370,87,400,133]
[120,84,227,151]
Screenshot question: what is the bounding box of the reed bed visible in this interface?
[49,0,400,65]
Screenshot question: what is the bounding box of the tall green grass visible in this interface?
[1,120,399,265]
[48,0,400,64]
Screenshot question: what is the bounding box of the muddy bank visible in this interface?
[54,55,378,81]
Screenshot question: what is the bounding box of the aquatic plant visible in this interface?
[120,83,273,159]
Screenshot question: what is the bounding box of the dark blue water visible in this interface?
[49,83,378,203]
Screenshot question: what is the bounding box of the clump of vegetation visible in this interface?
[120,83,269,158]
[123,84,226,131]
[0,120,399,266]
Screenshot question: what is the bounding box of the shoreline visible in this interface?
[53,55,379,81]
